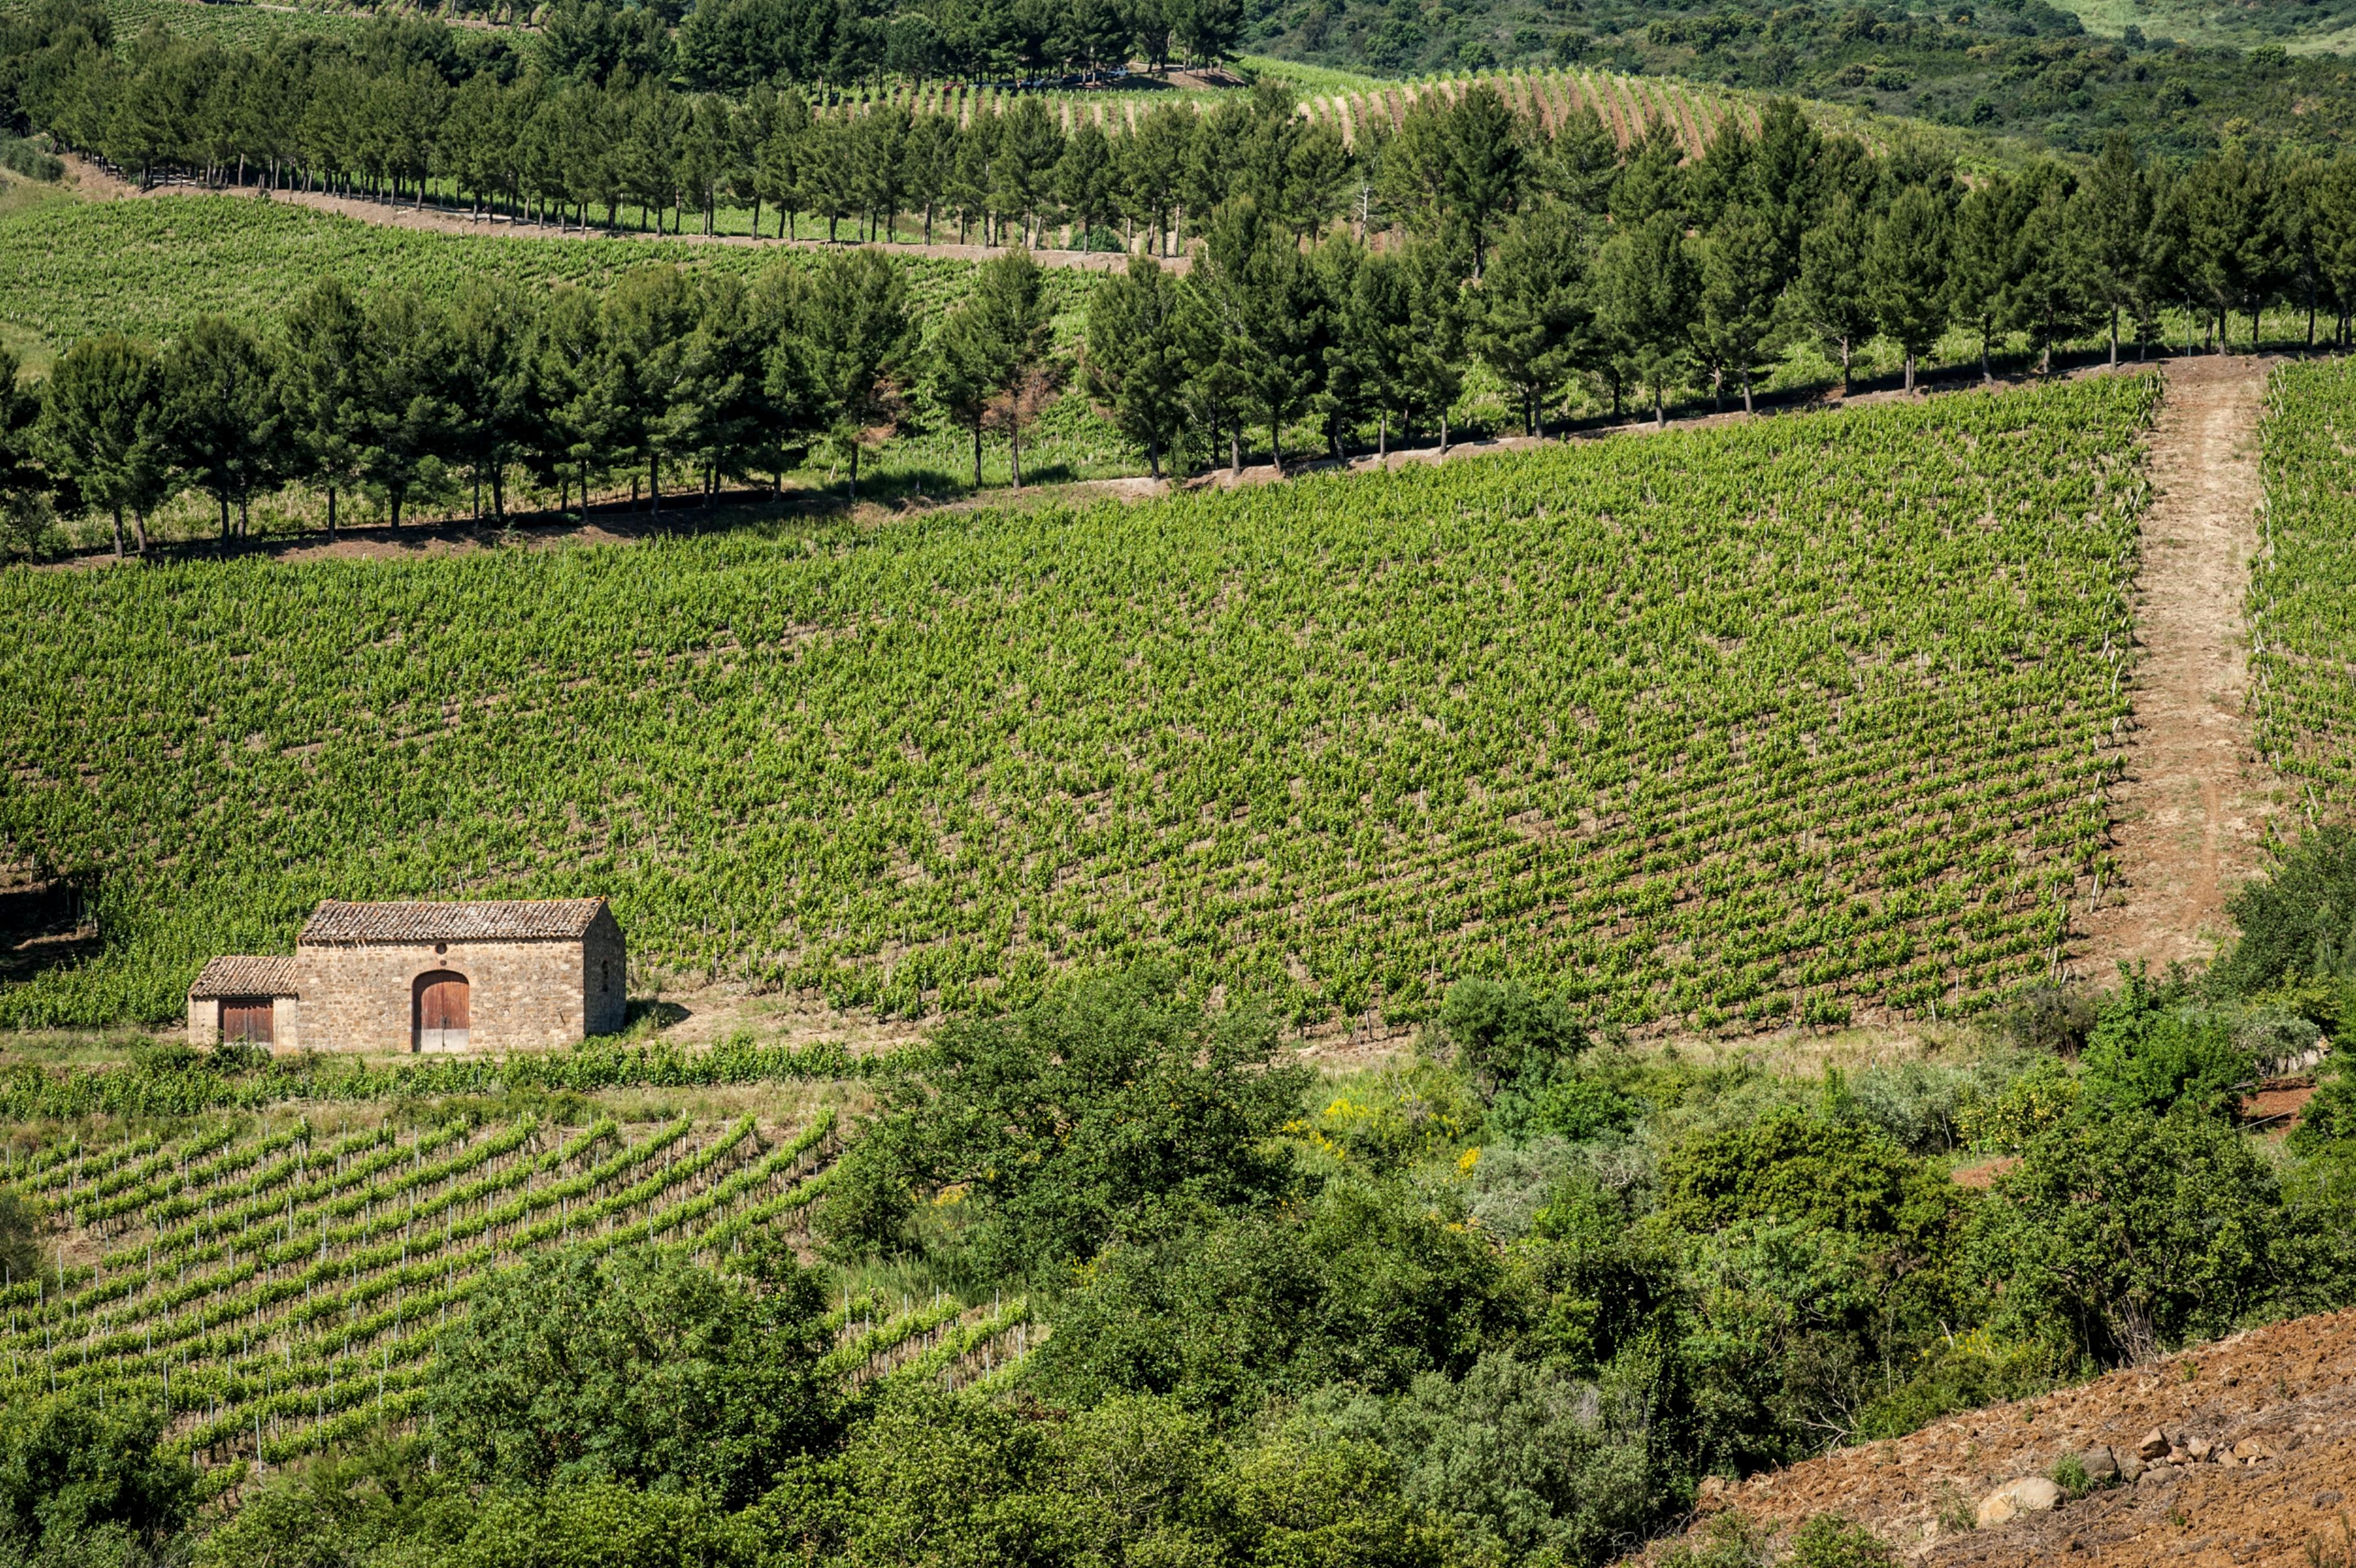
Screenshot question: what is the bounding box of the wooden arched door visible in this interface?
[414,971,469,1052]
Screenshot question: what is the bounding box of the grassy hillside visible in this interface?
[0,374,2156,1032]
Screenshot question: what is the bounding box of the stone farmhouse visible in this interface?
[187,898,628,1054]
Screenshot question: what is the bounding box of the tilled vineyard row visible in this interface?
[2252,359,2356,812]
[0,1111,860,1466]
[0,374,2156,1033]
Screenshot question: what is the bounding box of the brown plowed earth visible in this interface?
[1648,1307,2356,1567]
[2073,355,2285,979]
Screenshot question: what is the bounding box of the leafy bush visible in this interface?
[1970,1106,2288,1364]
[1294,1062,1483,1170]
[0,1388,195,1560]
[1035,1180,1517,1412]
[1995,986,2100,1057]
[1303,1352,1659,1564]
[2078,969,2254,1118]
[2213,827,2356,1024]
[1439,979,1588,1102]
[1489,1071,1643,1145]
[428,1246,838,1505]
[1852,1329,2071,1440]
[0,136,63,182]
[815,969,1309,1278]
[1655,1109,1958,1248]
[1786,1513,1902,1568]
[1955,1057,2081,1153]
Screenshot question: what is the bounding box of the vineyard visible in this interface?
[0,196,1090,362]
[2250,359,2356,811]
[0,1106,1035,1466]
[0,373,2156,1033]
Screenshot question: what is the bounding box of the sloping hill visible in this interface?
[1666,1307,2356,1566]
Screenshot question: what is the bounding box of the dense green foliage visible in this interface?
[1,959,2350,1566]
[3,376,2149,1029]
[430,1248,841,1504]
[1239,0,2356,157]
[816,969,1310,1278]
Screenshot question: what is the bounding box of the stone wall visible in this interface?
[583,908,628,1037]
[295,939,600,1054]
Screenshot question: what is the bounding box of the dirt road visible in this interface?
[2073,355,2282,979]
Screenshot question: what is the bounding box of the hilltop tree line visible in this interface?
[13,3,2356,548]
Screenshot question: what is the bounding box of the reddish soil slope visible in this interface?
[1660,1307,2356,1566]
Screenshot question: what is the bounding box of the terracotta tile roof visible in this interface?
[297,898,608,945]
[188,956,302,998]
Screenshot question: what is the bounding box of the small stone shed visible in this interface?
[187,898,628,1054]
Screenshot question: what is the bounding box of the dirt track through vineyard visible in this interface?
[2073,356,2282,979]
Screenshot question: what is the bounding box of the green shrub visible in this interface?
[2080,968,2254,1118]
[1439,978,1589,1102]
[814,967,1309,1277]
[2213,827,2356,1022]
[1969,1105,2289,1364]
[1786,1513,1902,1568]
[427,1246,839,1505]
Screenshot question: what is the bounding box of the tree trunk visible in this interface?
[110,506,123,560]
[1439,413,1450,452]
[2110,306,2120,369]
[973,422,984,488]
[1009,424,1021,489]
[650,454,660,513]
[1903,353,1916,394]
[1840,339,1852,398]
[327,487,337,541]
[1741,368,1753,416]
[220,498,232,552]
[1378,410,1387,459]
[1652,386,1664,430]
[1230,423,1241,477]
[1147,432,1161,481]
[1270,418,1283,477]
[133,511,148,553]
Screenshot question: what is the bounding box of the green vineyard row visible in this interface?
[0,1110,846,1466]
[2252,359,2356,815]
[0,373,2157,1033]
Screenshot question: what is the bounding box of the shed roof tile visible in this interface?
[298,899,608,945]
[188,956,303,998]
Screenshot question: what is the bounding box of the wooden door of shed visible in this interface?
[416,973,469,1052]
[221,998,273,1045]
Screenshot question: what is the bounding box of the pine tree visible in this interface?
[36,336,168,558]
[1084,257,1190,481]
[1870,184,1953,393]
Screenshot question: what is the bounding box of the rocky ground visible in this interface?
[1661,1307,2356,1566]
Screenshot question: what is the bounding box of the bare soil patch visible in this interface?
[1652,1306,2356,1568]
[2075,355,2285,980]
